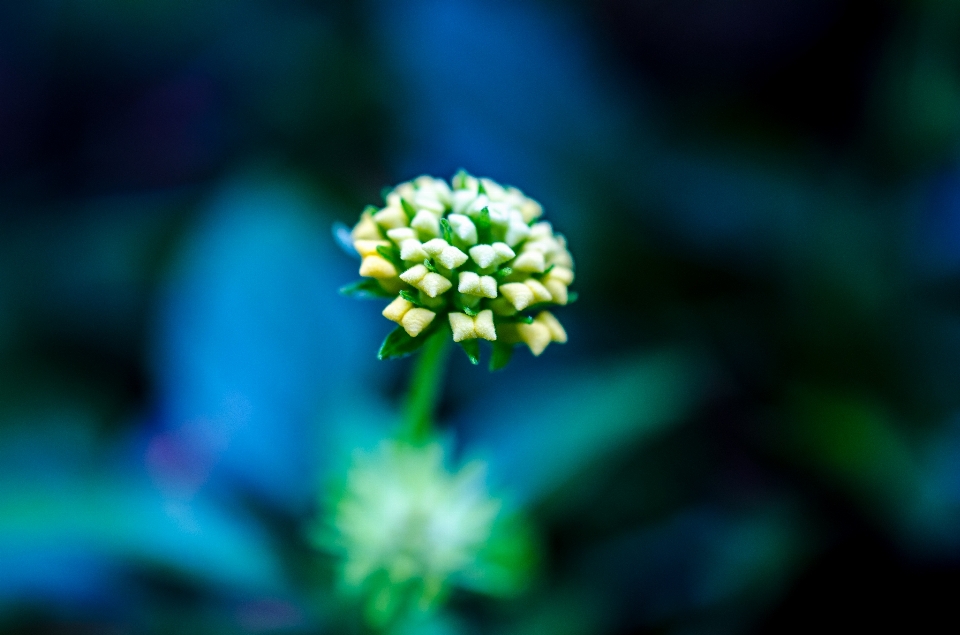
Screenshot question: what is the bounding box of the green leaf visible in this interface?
[459,339,480,365]
[477,180,487,195]
[440,218,454,244]
[463,306,479,317]
[377,245,402,269]
[363,204,380,216]
[378,326,433,360]
[494,266,513,281]
[489,342,515,371]
[339,279,395,299]
[380,187,393,203]
[423,259,438,273]
[477,207,492,243]
[567,291,578,304]
[453,169,469,190]
[398,290,423,307]
[401,198,418,220]
[542,263,555,276]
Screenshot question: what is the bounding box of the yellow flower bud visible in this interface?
[546,266,574,285]
[535,311,567,343]
[448,310,496,342]
[543,278,568,305]
[399,239,428,262]
[512,250,546,273]
[499,282,535,311]
[351,212,382,241]
[516,321,551,356]
[523,278,553,303]
[373,206,409,229]
[382,296,413,323]
[458,272,498,298]
[360,255,398,279]
[411,210,441,239]
[386,227,418,243]
[354,239,390,258]
[401,308,436,337]
[418,272,452,298]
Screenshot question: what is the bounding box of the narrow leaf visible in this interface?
[399,290,423,307]
[463,306,479,317]
[494,266,513,281]
[459,339,480,365]
[378,326,432,360]
[453,169,469,190]
[489,342,515,371]
[340,279,394,299]
[440,218,454,244]
[377,244,402,269]
[401,198,418,220]
[477,207,492,243]
[424,259,438,273]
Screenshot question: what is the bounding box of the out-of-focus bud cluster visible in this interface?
[314,441,532,628]
[348,172,575,360]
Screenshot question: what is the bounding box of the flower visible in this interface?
[346,172,576,362]
[315,441,532,627]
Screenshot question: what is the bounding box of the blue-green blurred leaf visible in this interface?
[461,350,708,504]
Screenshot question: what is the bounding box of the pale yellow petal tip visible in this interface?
[372,206,409,230]
[436,245,468,270]
[351,213,382,241]
[524,278,553,303]
[543,278,568,305]
[421,238,449,258]
[535,311,567,343]
[401,308,436,337]
[417,272,452,298]
[547,266,575,285]
[517,322,551,356]
[386,227,417,244]
[399,264,428,286]
[474,310,496,341]
[382,297,413,323]
[500,282,534,311]
[448,310,497,342]
[449,312,475,342]
[359,255,397,280]
[411,210,441,238]
[513,250,546,273]
[354,239,390,258]
[458,272,498,299]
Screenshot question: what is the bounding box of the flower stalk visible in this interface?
[402,324,451,444]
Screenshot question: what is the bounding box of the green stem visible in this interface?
[402,326,451,443]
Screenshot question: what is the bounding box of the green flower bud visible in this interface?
[345,172,576,365]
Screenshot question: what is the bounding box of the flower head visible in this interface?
[344,172,576,366]
[314,441,533,627]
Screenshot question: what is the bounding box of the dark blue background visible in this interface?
[2,1,960,633]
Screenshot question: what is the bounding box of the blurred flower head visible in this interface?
[346,172,575,362]
[313,440,533,628]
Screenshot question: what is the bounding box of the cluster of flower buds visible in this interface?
[347,172,575,364]
[317,441,527,627]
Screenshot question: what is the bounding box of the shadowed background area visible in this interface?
[2,0,960,633]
